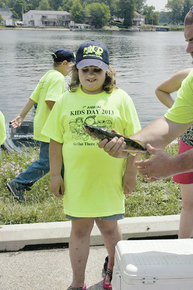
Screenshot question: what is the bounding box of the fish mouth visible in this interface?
[83,124,89,134]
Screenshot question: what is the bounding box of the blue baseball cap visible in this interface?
[76,40,109,71]
[52,47,75,63]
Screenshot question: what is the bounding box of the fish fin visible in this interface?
[132,138,146,148]
[127,152,137,156]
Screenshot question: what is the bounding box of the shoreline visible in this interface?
[0,25,184,32]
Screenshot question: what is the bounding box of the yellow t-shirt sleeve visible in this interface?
[165,70,193,124]
[0,111,6,145]
[42,95,64,143]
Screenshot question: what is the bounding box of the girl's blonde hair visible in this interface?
[69,65,117,93]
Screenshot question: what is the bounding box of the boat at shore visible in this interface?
[3,121,39,153]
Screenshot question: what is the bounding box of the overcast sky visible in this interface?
[146,0,168,11]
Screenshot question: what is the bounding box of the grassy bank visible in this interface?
[0,142,181,225]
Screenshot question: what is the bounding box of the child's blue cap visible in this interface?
[76,40,109,71]
[52,47,75,63]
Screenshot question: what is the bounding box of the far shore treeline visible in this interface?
[1,0,193,29]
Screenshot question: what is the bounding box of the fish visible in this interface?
[83,124,149,158]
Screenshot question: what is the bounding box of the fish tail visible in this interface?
[143,151,150,159]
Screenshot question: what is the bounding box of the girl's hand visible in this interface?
[10,115,23,128]
[98,129,128,158]
[50,175,64,197]
[123,171,137,195]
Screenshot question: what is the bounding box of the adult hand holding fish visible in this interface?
[135,144,176,182]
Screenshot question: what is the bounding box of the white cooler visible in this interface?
[112,239,193,290]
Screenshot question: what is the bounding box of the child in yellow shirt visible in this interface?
[42,40,141,290]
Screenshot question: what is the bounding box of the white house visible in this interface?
[0,8,13,25]
[22,10,71,27]
[133,11,145,26]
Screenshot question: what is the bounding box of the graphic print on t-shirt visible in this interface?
[69,104,115,146]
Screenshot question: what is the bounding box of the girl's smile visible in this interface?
[78,66,106,94]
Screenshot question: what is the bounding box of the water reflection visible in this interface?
[0,29,191,127]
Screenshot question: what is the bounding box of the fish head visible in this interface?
[83,124,109,141]
[83,124,99,139]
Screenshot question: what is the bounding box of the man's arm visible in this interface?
[131,117,192,147]
[98,117,192,157]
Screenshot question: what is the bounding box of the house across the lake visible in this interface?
[133,11,145,26]
[0,8,14,26]
[22,10,71,27]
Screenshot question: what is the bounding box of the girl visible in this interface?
[42,40,141,290]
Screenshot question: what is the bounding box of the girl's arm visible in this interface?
[123,154,140,194]
[46,100,55,110]
[155,68,192,108]
[49,139,64,197]
[11,98,35,128]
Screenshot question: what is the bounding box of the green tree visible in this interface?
[3,0,12,8]
[86,2,110,27]
[12,11,18,18]
[49,0,63,10]
[117,0,135,27]
[102,0,118,15]
[182,0,193,21]
[166,0,184,24]
[26,0,39,10]
[152,11,159,25]
[83,0,118,15]
[159,10,170,24]
[0,13,3,23]
[37,0,51,10]
[0,0,7,8]
[12,0,26,19]
[143,5,156,24]
[135,0,146,13]
[62,0,73,11]
[70,0,85,23]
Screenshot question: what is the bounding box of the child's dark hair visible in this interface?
[184,7,193,25]
[53,61,63,67]
[69,65,117,93]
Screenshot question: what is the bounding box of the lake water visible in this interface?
[0,28,191,127]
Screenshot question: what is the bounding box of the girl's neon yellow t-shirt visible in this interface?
[42,87,141,217]
[0,111,6,145]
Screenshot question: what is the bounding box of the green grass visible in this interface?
[0,142,181,225]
